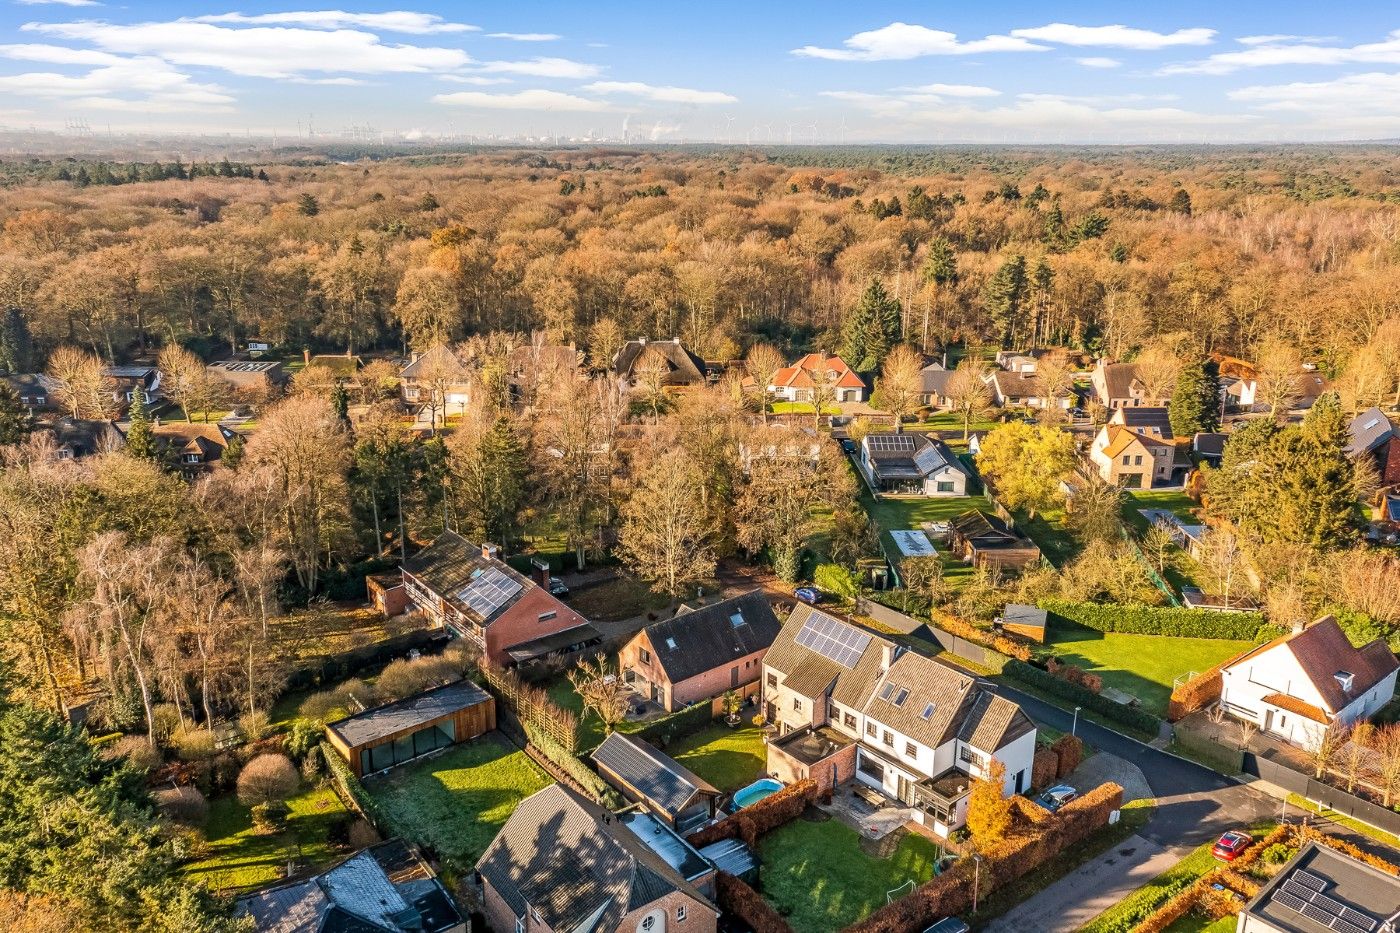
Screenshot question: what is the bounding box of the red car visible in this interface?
[1212,831,1253,861]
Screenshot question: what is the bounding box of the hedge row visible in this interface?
[1131,824,1293,933]
[1003,660,1161,734]
[1050,734,1083,778]
[716,872,795,933]
[1039,598,1284,642]
[687,779,820,849]
[1166,656,1235,722]
[629,702,715,750]
[847,781,1125,933]
[1032,749,1058,791]
[320,739,388,830]
[524,722,623,809]
[934,610,1033,662]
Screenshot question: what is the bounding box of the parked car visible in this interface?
[838,438,856,454]
[1212,831,1253,861]
[794,587,824,605]
[923,919,970,933]
[548,577,569,598]
[1037,784,1077,812]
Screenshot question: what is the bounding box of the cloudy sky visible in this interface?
[1,1,1399,142]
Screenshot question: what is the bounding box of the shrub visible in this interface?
[1039,599,1283,642]
[1081,673,1103,694]
[301,745,323,781]
[299,689,351,725]
[1003,659,1161,734]
[348,819,381,848]
[524,723,623,808]
[210,752,241,794]
[716,872,795,933]
[320,740,387,829]
[149,703,182,742]
[164,824,208,862]
[171,726,217,762]
[688,780,819,849]
[153,785,209,826]
[814,563,860,599]
[374,656,460,703]
[238,710,271,742]
[324,810,356,848]
[1051,734,1084,778]
[1261,843,1292,865]
[108,734,162,772]
[237,753,299,807]
[284,720,323,762]
[1167,661,1230,722]
[250,801,289,834]
[1032,748,1059,790]
[933,611,1033,661]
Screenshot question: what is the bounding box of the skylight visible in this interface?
[893,688,910,707]
[920,702,935,720]
[666,637,678,650]
[730,612,746,628]
[878,682,896,701]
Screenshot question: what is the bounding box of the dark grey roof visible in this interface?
[863,432,968,481]
[1243,841,1400,933]
[477,784,714,932]
[402,531,536,625]
[612,339,707,385]
[1192,432,1228,457]
[44,418,124,457]
[1346,407,1395,458]
[921,366,953,396]
[592,733,718,817]
[504,622,603,663]
[399,344,466,381]
[327,679,491,749]
[1114,406,1174,441]
[1097,361,1143,401]
[949,509,1020,544]
[639,590,781,684]
[1001,604,1047,629]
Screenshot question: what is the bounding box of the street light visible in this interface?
[1072,706,1082,737]
[972,854,983,913]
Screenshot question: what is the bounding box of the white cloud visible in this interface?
[1236,35,1337,46]
[15,0,100,6]
[583,80,735,104]
[1076,57,1121,68]
[474,57,601,78]
[439,74,511,85]
[896,82,1000,97]
[0,42,126,65]
[1019,92,1178,104]
[485,32,560,42]
[1229,71,1400,114]
[433,88,611,111]
[1010,24,1215,49]
[793,22,1046,61]
[287,76,366,85]
[184,11,476,34]
[1161,30,1400,75]
[0,55,234,111]
[22,19,474,78]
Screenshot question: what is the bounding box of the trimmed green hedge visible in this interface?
[1039,599,1284,642]
[320,739,389,829]
[1003,660,1161,735]
[524,722,624,808]
[631,702,715,749]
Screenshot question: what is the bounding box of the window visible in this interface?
[792,698,803,712]
[1121,454,1130,465]
[766,672,778,689]
[639,648,651,664]
[666,637,678,650]
[844,712,856,729]
[936,480,955,493]
[1133,455,1143,466]
[184,454,201,463]
[641,918,655,931]
[538,611,557,622]
[905,741,917,758]
[920,702,935,720]
[893,687,909,707]
[866,721,877,737]
[959,746,976,764]
[857,754,884,783]
[882,730,894,747]
[879,682,896,701]
[677,905,687,922]
[516,917,525,933]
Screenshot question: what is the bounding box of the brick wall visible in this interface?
[672,648,768,709]
[620,889,717,933]
[485,587,591,667]
[766,730,856,795]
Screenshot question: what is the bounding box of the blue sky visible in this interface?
[1,1,1398,142]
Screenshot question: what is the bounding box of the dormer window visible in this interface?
[1335,671,1355,693]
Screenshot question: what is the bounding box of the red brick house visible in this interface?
[618,591,781,712]
[398,531,601,667]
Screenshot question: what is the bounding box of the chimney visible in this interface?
[302,347,311,365]
[345,347,352,358]
[1291,619,1308,635]
[482,542,500,562]
[638,336,647,345]
[881,643,896,672]
[530,558,550,588]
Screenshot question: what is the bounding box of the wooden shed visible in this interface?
[326,679,495,777]
[998,604,1048,643]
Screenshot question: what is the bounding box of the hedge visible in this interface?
[629,701,715,750]
[687,779,819,849]
[716,872,795,933]
[1050,734,1083,779]
[1166,656,1234,722]
[1039,598,1284,642]
[1003,659,1161,734]
[1032,748,1059,791]
[320,739,388,830]
[524,722,623,808]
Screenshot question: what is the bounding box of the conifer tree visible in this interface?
[1169,357,1221,437]
[921,237,958,286]
[0,307,33,373]
[0,383,32,445]
[981,254,1028,348]
[124,386,156,460]
[840,279,902,374]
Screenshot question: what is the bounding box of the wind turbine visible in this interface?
[723,113,736,143]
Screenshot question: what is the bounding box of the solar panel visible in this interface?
[1292,870,1328,893]
[1339,906,1378,931]
[1282,880,1317,900]
[458,567,523,619]
[913,444,946,474]
[794,611,872,669]
[1302,904,1337,927]
[866,434,915,453]
[1272,891,1309,913]
[1313,893,1348,916]
[1335,919,1372,933]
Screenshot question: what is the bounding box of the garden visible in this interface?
[669,723,768,793]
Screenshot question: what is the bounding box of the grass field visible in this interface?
[182,783,348,893]
[771,401,840,415]
[365,734,552,870]
[1049,621,1252,717]
[669,723,767,792]
[758,817,945,933]
[1121,490,1207,590]
[861,492,989,592]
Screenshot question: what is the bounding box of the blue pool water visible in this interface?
[733,778,784,808]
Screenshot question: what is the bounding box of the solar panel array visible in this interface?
[864,434,916,453]
[795,611,872,668]
[1273,868,1378,933]
[457,568,523,619]
[912,444,947,474]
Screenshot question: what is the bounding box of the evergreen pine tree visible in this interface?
[478,416,528,543]
[840,279,902,374]
[0,307,34,373]
[1169,188,1193,216]
[0,384,32,445]
[981,254,1028,348]
[124,386,157,460]
[1169,357,1221,437]
[221,432,245,470]
[297,193,319,216]
[330,382,350,426]
[921,237,958,286]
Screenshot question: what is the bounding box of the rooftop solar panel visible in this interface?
[1338,906,1378,931]
[794,611,872,669]
[1301,903,1337,927]
[1335,919,1372,933]
[458,567,522,619]
[1293,869,1328,893]
[1272,891,1309,913]
[912,444,946,474]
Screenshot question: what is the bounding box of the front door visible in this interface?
[766,701,777,723]
[1015,769,1026,794]
[897,775,914,805]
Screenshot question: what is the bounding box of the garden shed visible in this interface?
[326,679,495,777]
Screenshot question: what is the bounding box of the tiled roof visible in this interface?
[400,344,466,381]
[1346,407,1395,458]
[958,692,1036,753]
[860,650,978,749]
[1097,361,1142,401]
[1261,693,1330,724]
[612,339,707,385]
[403,531,547,627]
[637,590,781,685]
[1228,616,1399,716]
[1100,425,1148,459]
[592,733,718,816]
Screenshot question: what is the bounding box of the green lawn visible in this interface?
[365,734,552,870]
[1121,490,1207,591]
[1011,504,1079,568]
[771,401,840,415]
[182,783,348,893]
[668,724,767,792]
[1049,621,1252,717]
[912,411,1003,436]
[861,493,989,593]
[758,817,945,933]
[1164,915,1238,933]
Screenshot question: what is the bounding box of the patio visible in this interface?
[819,781,915,841]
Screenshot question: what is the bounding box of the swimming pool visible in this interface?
[732,778,784,809]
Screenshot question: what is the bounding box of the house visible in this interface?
[477,784,719,933]
[399,345,472,428]
[592,733,721,832]
[994,349,1049,373]
[1,373,54,410]
[238,838,464,933]
[1219,616,1399,753]
[920,362,954,409]
[859,432,971,496]
[1238,840,1400,933]
[1192,432,1228,465]
[1346,407,1396,474]
[618,590,781,712]
[612,338,708,389]
[39,417,124,459]
[1088,407,1177,488]
[397,531,600,667]
[1226,371,1330,412]
[736,424,822,473]
[983,370,1075,411]
[325,679,495,777]
[761,605,1036,837]
[149,422,240,475]
[767,352,867,404]
[207,359,286,396]
[506,342,582,401]
[104,365,161,407]
[947,510,1042,570]
[1091,359,1167,409]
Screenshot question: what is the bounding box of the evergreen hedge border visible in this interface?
[1003,660,1161,734]
[1039,599,1284,642]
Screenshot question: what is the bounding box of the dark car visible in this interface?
[1212,831,1252,861]
[923,919,970,933]
[838,438,856,454]
[548,577,569,598]
[1037,784,1077,812]
[794,587,823,605]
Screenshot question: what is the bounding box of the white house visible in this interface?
[1220,616,1399,753]
[761,605,1037,838]
[859,432,971,497]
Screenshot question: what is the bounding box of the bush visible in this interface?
[1167,661,1230,722]
[1039,599,1283,642]
[149,703,182,742]
[171,726,217,762]
[284,720,323,762]
[933,611,1032,661]
[301,745,323,780]
[688,780,819,849]
[374,656,460,703]
[250,801,289,834]
[164,824,208,862]
[631,703,714,749]
[1051,734,1084,778]
[1003,659,1161,734]
[108,734,162,772]
[716,872,795,933]
[238,710,271,742]
[814,563,860,599]
[1261,843,1292,865]
[1032,748,1059,790]
[348,819,381,848]
[153,785,209,826]
[237,753,299,807]
[210,752,241,795]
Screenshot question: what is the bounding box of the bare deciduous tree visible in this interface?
[46,346,111,420]
[567,653,631,734]
[618,447,716,598]
[878,344,923,431]
[944,360,993,440]
[744,343,784,424]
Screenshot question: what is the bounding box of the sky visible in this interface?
[1,1,1400,143]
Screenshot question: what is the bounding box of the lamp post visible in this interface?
[1072,705,1082,737]
[972,854,983,913]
